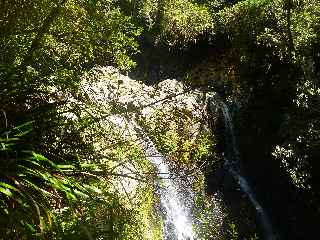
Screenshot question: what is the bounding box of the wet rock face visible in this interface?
[80,66,208,134]
[47,65,267,239]
[77,66,236,239]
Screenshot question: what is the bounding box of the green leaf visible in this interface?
[0,182,19,192]
[0,187,13,197]
[32,152,48,161]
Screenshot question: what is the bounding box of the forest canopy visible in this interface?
[0,0,319,239]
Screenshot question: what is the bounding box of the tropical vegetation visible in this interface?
[0,0,319,239]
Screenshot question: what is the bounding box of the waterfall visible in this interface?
[140,130,196,240]
[207,94,278,240]
[108,116,196,239]
[147,147,195,240]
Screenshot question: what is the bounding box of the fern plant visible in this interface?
[0,122,89,238]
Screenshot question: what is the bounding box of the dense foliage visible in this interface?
[0,0,319,239]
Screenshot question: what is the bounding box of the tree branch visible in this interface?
[20,0,67,69]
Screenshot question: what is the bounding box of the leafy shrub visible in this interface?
[141,108,215,168]
[159,0,213,46]
[0,122,89,238]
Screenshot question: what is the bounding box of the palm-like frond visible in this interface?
[0,122,89,237]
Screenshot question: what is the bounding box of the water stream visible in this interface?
[137,127,196,240]
[106,82,278,239]
[207,94,277,240]
[108,115,196,239]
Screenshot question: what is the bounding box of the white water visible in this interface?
[81,69,203,239]
[139,130,196,240]
[107,116,196,239]
[208,94,277,240]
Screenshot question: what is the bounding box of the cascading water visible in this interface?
[207,93,278,240]
[138,127,196,240]
[108,117,196,240]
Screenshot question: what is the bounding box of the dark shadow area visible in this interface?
[129,34,228,85]
[238,99,319,240]
[204,109,264,239]
[204,161,263,239]
[235,60,319,240]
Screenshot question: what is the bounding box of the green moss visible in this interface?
[140,108,216,168]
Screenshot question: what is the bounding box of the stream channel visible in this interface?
[85,68,279,239]
[207,94,278,240]
[138,125,196,240]
[137,93,278,240]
